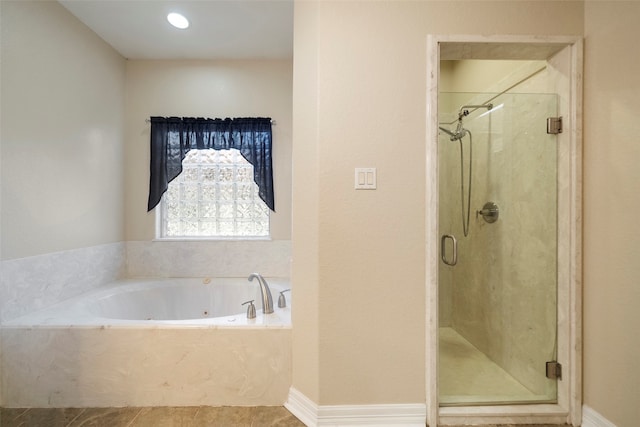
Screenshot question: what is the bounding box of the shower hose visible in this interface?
[459,131,472,237]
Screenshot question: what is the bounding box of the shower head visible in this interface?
[439,125,467,141]
[440,103,491,141]
[439,126,457,138]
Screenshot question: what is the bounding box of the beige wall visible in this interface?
[291,0,583,406]
[0,0,126,260]
[291,0,321,402]
[583,2,640,426]
[124,59,292,241]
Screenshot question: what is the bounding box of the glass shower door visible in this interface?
[438,92,559,406]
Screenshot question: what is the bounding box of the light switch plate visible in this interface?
[355,168,376,190]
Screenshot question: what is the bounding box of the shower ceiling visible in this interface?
[58,0,293,60]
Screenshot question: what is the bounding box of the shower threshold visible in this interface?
[439,327,554,406]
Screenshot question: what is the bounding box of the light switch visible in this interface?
[355,167,376,190]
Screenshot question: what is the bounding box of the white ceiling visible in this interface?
[58,0,294,60]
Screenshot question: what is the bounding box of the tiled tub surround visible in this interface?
[0,242,126,323]
[125,240,292,278]
[0,240,291,323]
[2,278,292,408]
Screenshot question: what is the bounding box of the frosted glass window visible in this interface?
[159,149,269,238]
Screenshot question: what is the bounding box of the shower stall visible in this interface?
[438,91,559,406]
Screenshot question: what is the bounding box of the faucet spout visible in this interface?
[248,273,274,314]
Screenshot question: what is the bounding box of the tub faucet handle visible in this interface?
[242,300,256,319]
[278,289,291,308]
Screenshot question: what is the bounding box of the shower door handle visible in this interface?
[441,234,458,266]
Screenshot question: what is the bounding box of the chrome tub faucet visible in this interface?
[248,273,274,314]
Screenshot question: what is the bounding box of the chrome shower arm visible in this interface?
[458,104,493,119]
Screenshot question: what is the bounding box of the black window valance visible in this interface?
[147,116,274,212]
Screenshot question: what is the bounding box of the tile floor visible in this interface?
[0,407,570,426]
[0,406,304,427]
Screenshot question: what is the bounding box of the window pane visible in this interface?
[181,183,198,201]
[160,149,269,238]
[201,203,216,218]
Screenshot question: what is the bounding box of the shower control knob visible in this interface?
[477,201,499,223]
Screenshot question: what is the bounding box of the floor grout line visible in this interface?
[66,408,86,427]
[124,407,144,427]
[189,406,201,426]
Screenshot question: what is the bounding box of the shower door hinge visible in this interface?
[546,361,562,380]
[546,117,563,134]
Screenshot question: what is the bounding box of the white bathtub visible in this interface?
[4,277,291,327]
[1,277,292,407]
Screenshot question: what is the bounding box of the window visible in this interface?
[158,148,269,238]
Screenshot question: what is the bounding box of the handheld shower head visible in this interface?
[439,125,467,141]
[440,103,491,141]
[444,103,492,141]
[455,127,468,140]
[439,126,457,139]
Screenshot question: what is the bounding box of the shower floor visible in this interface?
[439,327,550,405]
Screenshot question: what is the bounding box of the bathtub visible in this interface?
[1,277,292,408]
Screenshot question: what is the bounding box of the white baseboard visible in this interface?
[285,387,427,427]
[284,390,616,427]
[285,388,319,426]
[582,405,617,427]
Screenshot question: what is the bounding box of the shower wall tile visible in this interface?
[125,240,291,278]
[0,243,125,323]
[444,91,558,397]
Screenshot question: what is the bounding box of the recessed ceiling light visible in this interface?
[167,12,189,29]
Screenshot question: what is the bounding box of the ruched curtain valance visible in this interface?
[147,117,274,212]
